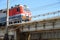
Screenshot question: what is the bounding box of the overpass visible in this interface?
[0,10,60,40]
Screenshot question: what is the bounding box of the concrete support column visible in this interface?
[28,33,31,40]
[16,29,20,40]
[19,32,29,40]
[14,31,16,40]
[16,28,31,40]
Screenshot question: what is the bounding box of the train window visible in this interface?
[17,7,20,12]
[3,11,7,13]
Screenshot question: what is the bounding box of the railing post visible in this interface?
[52,21,55,29]
[43,23,46,29]
[35,22,38,30]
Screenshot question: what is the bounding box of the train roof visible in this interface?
[0,13,6,18]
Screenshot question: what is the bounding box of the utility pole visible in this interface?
[4,0,9,40]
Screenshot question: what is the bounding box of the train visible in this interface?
[0,5,32,26]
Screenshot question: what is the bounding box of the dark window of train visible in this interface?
[17,7,20,12]
[3,11,7,13]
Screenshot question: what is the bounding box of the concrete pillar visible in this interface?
[20,32,29,40]
[16,28,30,40]
[28,33,31,40]
[16,29,20,40]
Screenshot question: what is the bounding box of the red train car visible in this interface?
[9,5,32,22]
[0,4,32,26]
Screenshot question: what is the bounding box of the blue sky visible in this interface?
[0,0,60,20]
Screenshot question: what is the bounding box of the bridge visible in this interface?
[0,10,60,40]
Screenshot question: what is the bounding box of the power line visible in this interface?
[32,10,60,18]
[32,2,60,11]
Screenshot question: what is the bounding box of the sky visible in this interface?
[0,0,60,20]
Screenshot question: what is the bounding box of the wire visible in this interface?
[32,2,60,11]
[32,10,60,18]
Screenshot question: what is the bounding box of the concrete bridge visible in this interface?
[0,10,60,40]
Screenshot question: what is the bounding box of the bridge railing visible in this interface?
[32,10,60,20]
